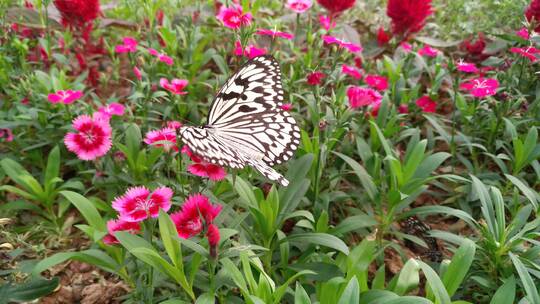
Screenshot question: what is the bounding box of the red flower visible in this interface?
[460,77,499,98]
[112,186,173,223]
[307,71,325,85]
[317,0,355,15]
[53,0,100,27]
[387,0,433,37]
[415,96,437,113]
[526,0,540,32]
[144,127,179,152]
[281,103,293,111]
[160,78,188,95]
[170,194,222,239]
[365,75,389,91]
[103,219,141,245]
[377,27,391,46]
[341,64,363,79]
[206,224,220,246]
[182,146,227,181]
[256,29,294,40]
[462,33,486,57]
[510,46,540,62]
[347,86,382,108]
[64,114,112,161]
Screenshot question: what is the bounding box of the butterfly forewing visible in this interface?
[180,55,300,186]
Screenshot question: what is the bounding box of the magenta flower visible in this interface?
[287,0,312,13]
[398,104,409,114]
[516,27,530,40]
[160,78,188,95]
[0,128,14,142]
[256,28,294,40]
[322,35,363,53]
[103,219,141,245]
[400,42,413,52]
[115,37,138,53]
[281,103,293,111]
[418,45,439,57]
[167,121,182,129]
[456,60,478,73]
[415,96,437,113]
[341,64,363,79]
[64,114,112,161]
[133,66,142,80]
[182,146,227,181]
[112,186,173,223]
[319,15,336,31]
[347,86,382,108]
[206,223,220,246]
[307,71,325,85]
[216,5,252,29]
[48,90,83,104]
[365,75,389,91]
[510,46,540,62]
[148,48,174,65]
[170,193,222,239]
[460,77,499,98]
[98,103,125,120]
[234,41,267,59]
[144,127,178,152]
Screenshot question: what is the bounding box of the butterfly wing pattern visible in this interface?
[179,55,301,186]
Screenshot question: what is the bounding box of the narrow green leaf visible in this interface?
[490,276,515,304]
[509,253,540,304]
[334,152,378,201]
[337,277,360,304]
[442,239,476,297]
[285,233,350,255]
[294,282,311,304]
[417,261,451,304]
[60,191,106,233]
[158,210,182,267]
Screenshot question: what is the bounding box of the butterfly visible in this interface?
[401,216,443,262]
[179,55,301,186]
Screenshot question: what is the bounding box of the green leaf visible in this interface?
[385,297,433,304]
[331,214,378,236]
[232,176,258,208]
[394,259,420,295]
[442,239,476,297]
[509,253,540,304]
[0,158,44,197]
[60,191,105,233]
[44,146,60,191]
[273,270,315,304]
[417,261,451,304]
[334,152,378,201]
[158,210,182,267]
[505,174,539,209]
[490,276,515,304]
[414,36,460,47]
[294,282,311,304]
[221,258,248,293]
[7,277,59,302]
[195,293,215,304]
[337,277,360,304]
[33,249,119,275]
[116,232,194,299]
[285,233,350,255]
[414,152,451,179]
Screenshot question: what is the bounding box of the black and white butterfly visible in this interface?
[179,55,301,186]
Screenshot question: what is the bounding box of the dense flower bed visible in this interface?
[1,0,539,303]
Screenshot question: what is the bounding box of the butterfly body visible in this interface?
[179,56,300,186]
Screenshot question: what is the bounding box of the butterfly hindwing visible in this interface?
[180,55,299,186]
